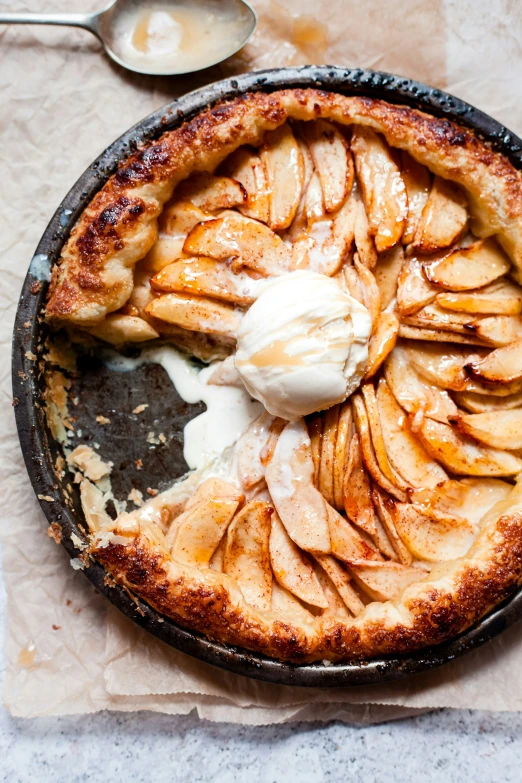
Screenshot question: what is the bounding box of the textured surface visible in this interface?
[3,0,522,774]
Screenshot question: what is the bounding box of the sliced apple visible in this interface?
[159,200,212,238]
[343,433,378,536]
[354,256,381,329]
[436,279,522,316]
[315,555,365,615]
[185,478,244,511]
[401,151,431,245]
[88,314,159,344]
[328,194,357,272]
[319,404,339,506]
[223,500,272,611]
[398,325,490,346]
[271,581,315,623]
[374,244,404,309]
[265,419,331,554]
[470,315,522,347]
[307,413,323,486]
[397,255,439,316]
[269,513,328,608]
[454,389,522,412]
[353,192,378,269]
[171,497,240,567]
[327,504,381,564]
[371,486,413,565]
[142,237,190,273]
[340,434,396,561]
[454,410,522,450]
[352,394,408,502]
[176,173,247,212]
[341,263,365,305]
[376,378,448,489]
[260,123,304,230]
[466,339,522,384]
[393,503,475,562]
[260,417,286,469]
[351,126,408,252]
[144,293,242,339]
[299,195,356,277]
[404,342,486,391]
[403,302,485,334]
[183,212,292,277]
[349,560,427,602]
[221,146,270,223]
[384,344,458,423]
[314,563,351,621]
[416,417,522,476]
[333,402,352,511]
[410,477,512,526]
[412,176,468,253]
[361,384,411,493]
[302,120,353,213]
[304,171,325,224]
[364,312,399,380]
[424,237,511,292]
[236,411,276,491]
[151,257,264,306]
[297,134,315,192]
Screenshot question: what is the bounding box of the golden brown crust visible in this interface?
[92,502,522,662]
[46,89,522,325]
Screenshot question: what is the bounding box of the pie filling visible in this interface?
[42,89,522,662]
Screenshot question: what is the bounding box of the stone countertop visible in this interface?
[1,564,521,783]
[1,698,522,782]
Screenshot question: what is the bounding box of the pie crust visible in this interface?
[45,89,522,663]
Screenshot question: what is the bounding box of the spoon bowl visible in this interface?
[97,0,257,75]
[0,0,257,76]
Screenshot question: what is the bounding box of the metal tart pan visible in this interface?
[12,66,522,687]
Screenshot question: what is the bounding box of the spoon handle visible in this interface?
[0,12,99,36]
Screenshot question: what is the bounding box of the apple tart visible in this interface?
[44,89,522,662]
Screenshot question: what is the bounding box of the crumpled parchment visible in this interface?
[2,0,522,722]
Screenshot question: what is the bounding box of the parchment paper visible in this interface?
[3,0,522,721]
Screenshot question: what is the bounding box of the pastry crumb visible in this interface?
[135,458,143,470]
[47,522,62,544]
[147,431,160,445]
[146,487,159,497]
[52,624,61,631]
[70,532,88,551]
[25,351,37,361]
[128,488,144,506]
[70,557,85,571]
[66,444,112,481]
[96,415,111,425]
[133,403,149,414]
[38,494,54,502]
[158,432,167,444]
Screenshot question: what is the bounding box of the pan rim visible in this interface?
[12,65,522,688]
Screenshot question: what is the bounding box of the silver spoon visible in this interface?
[0,0,257,76]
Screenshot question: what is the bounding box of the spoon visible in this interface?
[0,0,257,76]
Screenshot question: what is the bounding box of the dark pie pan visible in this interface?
[12,66,522,688]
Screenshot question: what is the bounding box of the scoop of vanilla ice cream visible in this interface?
[234,271,372,420]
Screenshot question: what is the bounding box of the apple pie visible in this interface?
[44,89,522,663]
